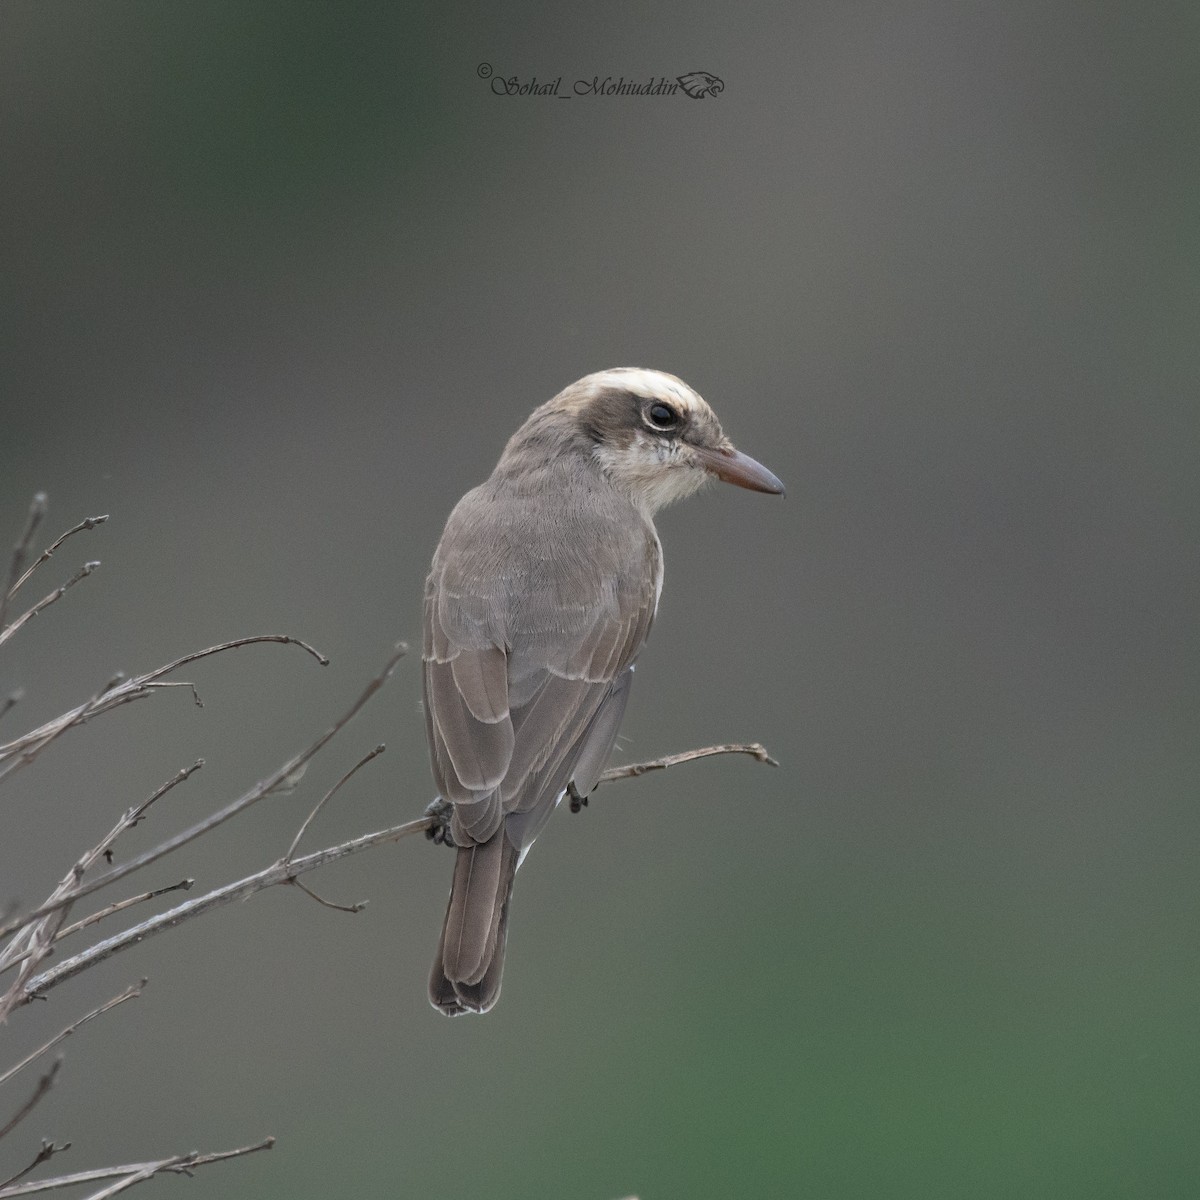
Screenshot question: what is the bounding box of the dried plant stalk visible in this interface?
[0,496,774,1197]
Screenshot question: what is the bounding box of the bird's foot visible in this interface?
[424,796,457,846]
[567,782,589,814]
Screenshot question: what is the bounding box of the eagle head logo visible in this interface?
[677,71,724,99]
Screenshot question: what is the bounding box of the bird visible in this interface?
[424,367,783,1015]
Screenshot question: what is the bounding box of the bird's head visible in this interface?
[543,367,785,515]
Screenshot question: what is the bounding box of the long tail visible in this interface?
[429,834,520,1016]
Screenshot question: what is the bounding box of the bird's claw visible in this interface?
[424,796,457,846]
[567,782,589,814]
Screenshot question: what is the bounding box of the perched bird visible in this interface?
[424,368,783,1015]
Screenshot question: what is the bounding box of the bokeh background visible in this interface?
[2,2,1198,1197]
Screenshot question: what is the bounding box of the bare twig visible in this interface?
[3,882,188,979]
[18,739,774,1006]
[597,741,779,783]
[55,883,194,944]
[80,1160,171,1200]
[0,1137,274,1199]
[0,1060,60,1142]
[1,496,777,1198]
[285,744,386,861]
[7,514,108,600]
[0,496,46,631]
[0,1141,71,1191]
[0,563,101,651]
[0,635,329,785]
[289,878,367,915]
[79,762,204,878]
[0,645,405,945]
[0,910,69,1022]
[0,763,203,995]
[0,983,142,1089]
[133,635,330,679]
[96,763,204,861]
[19,815,433,1005]
[281,743,387,915]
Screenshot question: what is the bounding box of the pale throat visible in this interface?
[592,432,711,516]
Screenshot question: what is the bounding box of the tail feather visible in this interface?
[430,835,519,1016]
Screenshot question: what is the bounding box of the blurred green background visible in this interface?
[2,2,1198,1197]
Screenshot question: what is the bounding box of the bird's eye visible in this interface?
[646,403,677,430]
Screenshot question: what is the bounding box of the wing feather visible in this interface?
[451,646,510,723]
[425,656,514,795]
[501,676,603,809]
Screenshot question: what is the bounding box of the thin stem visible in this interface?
[0,635,330,784]
[20,817,433,1004]
[0,983,142,1088]
[7,514,108,600]
[18,739,775,1006]
[289,878,367,915]
[0,1061,60,1142]
[0,1138,274,1199]
[0,763,204,980]
[0,563,101,650]
[285,744,386,861]
[597,741,778,783]
[0,1141,71,1192]
[55,884,194,944]
[0,639,391,941]
[0,495,46,631]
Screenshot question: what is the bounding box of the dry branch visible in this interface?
[0,983,142,1089]
[0,503,108,650]
[285,743,387,861]
[0,762,202,982]
[0,496,47,631]
[19,814,431,1003]
[0,635,327,786]
[0,643,400,950]
[0,563,101,651]
[6,514,108,601]
[1,497,777,1198]
[0,1137,274,1199]
[55,883,194,945]
[0,1140,71,1192]
[0,763,203,1019]
[596,741,778,781]
[16,739,774,1006]
[0,1059,60,1142]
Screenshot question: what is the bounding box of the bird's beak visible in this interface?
[694,445,786,496]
